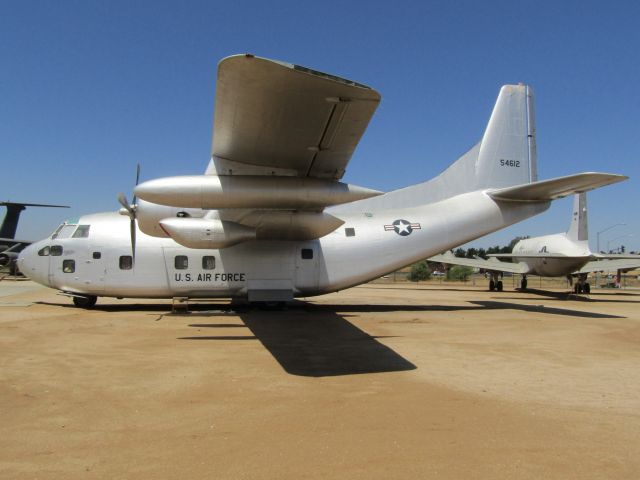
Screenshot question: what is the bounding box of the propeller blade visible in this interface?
[130,217,137,264]
[117,192,133,215]
[133,164,141,204]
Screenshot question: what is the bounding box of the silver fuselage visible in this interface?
[19,191,548,299]
[511,234,591,277]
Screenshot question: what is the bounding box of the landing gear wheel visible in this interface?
[520,278,528,290]
[489,280,495,291]
[73,295,97,308]
[497,281,503,292]
[574,284,582,294]
[251,301,287,311]
[584,283,591,294]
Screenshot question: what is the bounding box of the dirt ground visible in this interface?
[1,281,639,479]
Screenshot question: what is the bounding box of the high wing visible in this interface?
[578,258,640,273]
[429,252,530,274]
[209,54,381,179]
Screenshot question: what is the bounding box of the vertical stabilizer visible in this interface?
[475,84,537,189]
[566,193,588,242]
[0,202,70,239]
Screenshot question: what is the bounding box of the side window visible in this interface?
[301,248,313,259]
[38,246,50,256]
[202,256,215,270]
[72,225,91,238]
[175,255,188,270]
[92,252,101,259]
[50,245,63,256]
[119,255,133,270]
[62,259,75,273]
[345,228,355,237]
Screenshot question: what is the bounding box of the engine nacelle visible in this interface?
[0,251,18,267]
[132,200,206,238]
[159,218,256,249]
[134,175,383,210]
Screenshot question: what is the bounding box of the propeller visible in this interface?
[117,164,141,264]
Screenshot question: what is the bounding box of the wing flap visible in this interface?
[488,173,627,202]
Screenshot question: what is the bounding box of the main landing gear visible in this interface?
[520,275,528,291]
[72,295,97,308]
[488,272,503,292]
[571,273,591,294]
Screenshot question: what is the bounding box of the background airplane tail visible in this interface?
[566,193,588,242]
[330,84,537,212]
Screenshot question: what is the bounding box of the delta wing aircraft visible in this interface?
[0,202,69,274]
[18,54,628,307]
[430,193,640,293]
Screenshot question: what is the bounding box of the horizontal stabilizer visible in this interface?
[429,252,529,274]
[488,173,627,203]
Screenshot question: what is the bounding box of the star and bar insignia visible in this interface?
[384,219,421,236]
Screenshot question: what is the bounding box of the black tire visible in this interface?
[521,278,528,290]
[584,283,591,294]
[574,284,582,294]
[489,280,495,291]
[73,295,97,308]
[251,301,287,311]
[497,281,503,292]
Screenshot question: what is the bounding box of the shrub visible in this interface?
[446,265,474,281]
[408,261,431,281]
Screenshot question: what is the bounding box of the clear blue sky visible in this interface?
[2,0,639,252]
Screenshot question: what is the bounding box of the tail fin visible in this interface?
[0,202,69,239]
[566,193,588,242]
[330,84,537,212]
[476,84,537,189]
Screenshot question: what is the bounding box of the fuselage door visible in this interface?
[295,243,319,293]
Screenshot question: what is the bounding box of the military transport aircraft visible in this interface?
[430,193,640,293]
[18,54,628,307]
[0,202,69,275]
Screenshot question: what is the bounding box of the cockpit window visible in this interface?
[72,225,91,238]
[38,246,50,256]
[52,224,77,240]
[50,245,63,256]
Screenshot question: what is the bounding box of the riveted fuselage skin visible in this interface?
[18,192,549,299]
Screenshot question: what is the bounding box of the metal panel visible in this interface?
[211,55,380,179]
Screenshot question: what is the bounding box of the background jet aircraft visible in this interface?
[0,202,69,275]
[430,193,640,293]
[18,55,627,307]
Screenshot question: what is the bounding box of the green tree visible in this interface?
[408,261,431,281]
[446,265,474,281]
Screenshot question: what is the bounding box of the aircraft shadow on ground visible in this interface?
[500,288,640,303]
[36,299,622,376]
[468,300,624,318]
[180,303,417,377]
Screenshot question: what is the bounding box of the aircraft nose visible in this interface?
[18,243,41,282]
